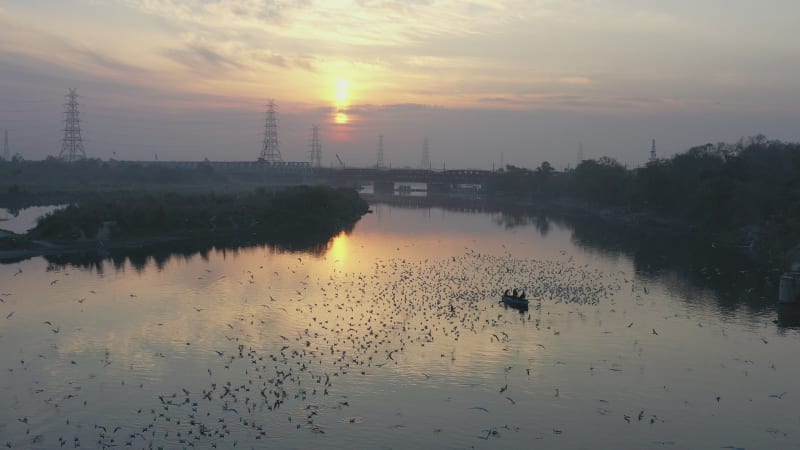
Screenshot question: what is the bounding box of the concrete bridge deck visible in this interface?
[114,161,496,186]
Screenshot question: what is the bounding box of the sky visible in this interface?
[0,0,798,169]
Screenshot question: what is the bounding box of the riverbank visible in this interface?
[493,196,794,269]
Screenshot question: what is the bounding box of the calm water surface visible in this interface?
[0,205,65,234]
[1,200,799,449]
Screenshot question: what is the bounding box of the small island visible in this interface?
[0,186,369,260]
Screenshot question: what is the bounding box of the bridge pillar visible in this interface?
[427,183,450,194]
[374,180,395,194]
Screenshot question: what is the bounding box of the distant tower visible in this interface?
[649,139,657,162]
[577,141,584,166]
[421,137,430,170]
[259,99,282,163]
[2,129,8,161]
[309,125,322,168]
[58,88,87,162]
[376,134,385,169]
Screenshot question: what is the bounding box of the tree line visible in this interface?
[489,135,800,243]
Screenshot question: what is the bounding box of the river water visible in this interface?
[1,198,799,449]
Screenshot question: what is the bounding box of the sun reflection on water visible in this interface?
[328,231,350,265]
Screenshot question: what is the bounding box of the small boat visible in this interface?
[502,294,529,306]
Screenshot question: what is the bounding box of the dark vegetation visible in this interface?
[0,232,34,251]
[28,186,369,243]
[488,136,800,264]
[33,227,354,273]
[2,135,797,264]
[0,157,228,189]
[0,159,362,260]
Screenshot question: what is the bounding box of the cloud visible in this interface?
[558,76,592,86]
[165,42,244,73]
[334,103,437,116]
[74,48,153,76]
[3,0,797,127]
[116,0,536,46]
[473,92,712,115]
[0,11,153,82]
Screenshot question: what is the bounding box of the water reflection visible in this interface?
[776,304,800,329]
[499,300,529,314]
[4,196,783,330]
[2,198,799,450]
[6,222,357,273]
[369,194,780,327]
[0,205,65,233]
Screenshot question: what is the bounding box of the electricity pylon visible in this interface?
[259,99,282,163]
[58,88,87,162]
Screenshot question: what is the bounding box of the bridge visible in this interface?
[314,167,496,193]
[114,159,315,183]
[113,160,496,191]
[120,160,312,173]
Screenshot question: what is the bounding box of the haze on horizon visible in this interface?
[0,0,798,170]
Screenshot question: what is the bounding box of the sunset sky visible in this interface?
[1,0,798,168]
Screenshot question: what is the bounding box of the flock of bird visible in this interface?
[0,245,794,449]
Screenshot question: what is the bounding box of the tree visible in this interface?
[536,161,554,177]
[573,157,630,205]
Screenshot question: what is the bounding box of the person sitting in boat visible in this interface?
[504,289,510,297]
[512,289,518,298]
[519,291,526,300]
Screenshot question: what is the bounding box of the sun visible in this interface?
[335,112,349,124]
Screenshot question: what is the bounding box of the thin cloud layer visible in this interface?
[0,0,797,166]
